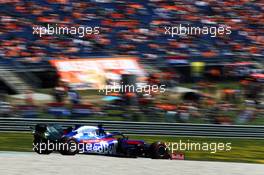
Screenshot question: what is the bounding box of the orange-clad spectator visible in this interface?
[0,0,262,68]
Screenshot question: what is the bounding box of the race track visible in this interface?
[0,152,263,175]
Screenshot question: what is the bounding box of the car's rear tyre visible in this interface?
[59,138,79,155]
[33,139,53,154]
[33,124,52,154]
[35,124,47,133]
[148,142,170,159]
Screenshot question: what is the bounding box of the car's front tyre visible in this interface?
[148,142,170,159]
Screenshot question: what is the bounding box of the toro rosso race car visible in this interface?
[32,124,170,159]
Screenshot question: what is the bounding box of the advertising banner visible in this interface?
[50,57,145,89]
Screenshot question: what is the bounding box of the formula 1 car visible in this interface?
[32,124,170,159]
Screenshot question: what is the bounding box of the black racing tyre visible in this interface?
[148,142,170,159]
[59,138,79,155]
[33,139,53,154]
[35,124,47,133]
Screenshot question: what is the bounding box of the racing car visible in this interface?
[32,123,170,159]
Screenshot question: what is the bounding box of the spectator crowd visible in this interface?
[0,0,263,125]
[0,0,263,66]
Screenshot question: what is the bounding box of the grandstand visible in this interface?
[0,0,263,126]
[0,0,263,92]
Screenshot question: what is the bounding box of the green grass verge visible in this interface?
[132,135,264,164]
[0,132,263,164]
[0,132,33,152]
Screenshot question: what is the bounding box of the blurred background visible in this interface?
[0,0,263,125]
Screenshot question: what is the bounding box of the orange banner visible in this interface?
[50,57,145,89]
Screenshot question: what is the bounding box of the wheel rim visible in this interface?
[68,140,78,153]
[157,146,166,156]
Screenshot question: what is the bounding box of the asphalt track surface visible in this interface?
[0,152,263,175]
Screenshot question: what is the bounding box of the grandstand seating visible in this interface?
[0,0,263,69]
